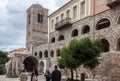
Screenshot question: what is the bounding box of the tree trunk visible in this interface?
[75,68,78,80]
[70,68,74,80]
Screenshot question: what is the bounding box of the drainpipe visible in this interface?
[48,17,50,69]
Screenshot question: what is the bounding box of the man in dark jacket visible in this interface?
[51,65,61,81]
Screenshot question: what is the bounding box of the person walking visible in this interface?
[44,70,51,81]
[20,70,28,81]
[51,65,61,81]
[35,69,38,81]
[31,69,36,81]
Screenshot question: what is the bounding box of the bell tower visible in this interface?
[26,3,48,54]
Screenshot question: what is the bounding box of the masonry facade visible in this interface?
[26,0,120,80]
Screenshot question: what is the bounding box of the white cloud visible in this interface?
[0,0,70,51]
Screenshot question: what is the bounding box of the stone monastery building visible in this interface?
[26,0,120,80]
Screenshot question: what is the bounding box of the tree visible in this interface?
[58,40,80,81]
[58,37,101,81]
[79,37,101,70]
[0,51,10,75]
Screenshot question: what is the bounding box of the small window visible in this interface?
[51,37,55,43]
[58,35,64,41]
[81,25,90,34]
[51,50,54,57]
[38,14,43,23]
[34,52,37,56]
[56,17,59,23]
[66,10,70,18]
[101,39,109,52]
[39,51,42,58]
[61,14,64,20]
[56,49,60,57]
[72,29,78,37]
[81,1,85,15]
[44,50,48,58]
[28,15,31,24]
[73,6,77,18]
[51,20,54,29]
[96,18,110,30]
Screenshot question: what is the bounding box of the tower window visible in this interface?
[38,14,43,23]
[28,15,31,24]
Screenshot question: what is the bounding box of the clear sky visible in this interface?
[0,0,70,51]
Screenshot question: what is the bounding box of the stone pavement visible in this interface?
[0,75,46,81]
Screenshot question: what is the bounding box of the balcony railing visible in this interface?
[55,18,72,30]
[107,0,120,8]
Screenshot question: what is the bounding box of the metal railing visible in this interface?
[55,18,72,30]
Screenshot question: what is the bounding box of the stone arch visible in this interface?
[101,39,110,52]
[50,50,54,57]
[39,61,44,73]
[96,18,110,30]
[116,38,120,51]
[81,25,90,34]
[56,49,60,57]
[39,51,42,58]
[71,29,78,37]
[51,37,55,43]
[44,50,48,58]
[58,35,64,41]
[23,56,38,72]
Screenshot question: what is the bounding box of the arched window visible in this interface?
[118,16,120,24]
[28,15,31,24]
[101,39,109,52]
[96,18,110,30]
[51,50,54,57]
[38,14,43,23]
[58,35,64,41]
[56,49,60,57]
[71,29,78,37]
[117,38,120,51]
[39,51,42,58]
[81,25,90,34]
[44,50,48,58]
[34,52,37,56]
[51,37,55,43]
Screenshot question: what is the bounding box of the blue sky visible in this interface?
[0,0,70,51]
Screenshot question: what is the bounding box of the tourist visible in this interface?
[44,70,51,81]
[51,65,61,81]
[20,70,28,81]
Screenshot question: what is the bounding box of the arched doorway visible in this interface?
[71,29,78,37]
[39,61,44,73]
[23,56,38,72]
[101,39,109,52]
